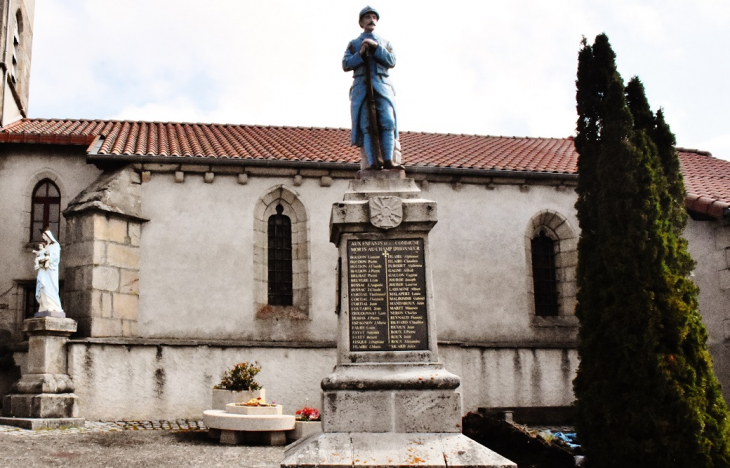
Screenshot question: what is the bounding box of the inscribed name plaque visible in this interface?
[347,239,428,351]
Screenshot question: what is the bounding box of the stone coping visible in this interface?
[59,338,577,350]
[66,337,337,348]
[321,363,461,391]
[203,410,295,432]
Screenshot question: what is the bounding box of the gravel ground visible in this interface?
[0,429,285,468]
[0,420,576,468]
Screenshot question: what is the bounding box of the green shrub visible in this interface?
[214,361,262,391]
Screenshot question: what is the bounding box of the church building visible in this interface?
[2,0,730,421]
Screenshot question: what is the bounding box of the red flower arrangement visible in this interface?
[295,406,320,421]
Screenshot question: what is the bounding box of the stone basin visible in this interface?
[203,408,295,446]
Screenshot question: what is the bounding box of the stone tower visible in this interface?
[0,0,34,126]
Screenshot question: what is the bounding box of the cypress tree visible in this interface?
[573,35,730,468]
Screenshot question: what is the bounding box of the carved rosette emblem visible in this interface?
[369,196,403,229]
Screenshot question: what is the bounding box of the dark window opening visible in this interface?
[531,230,559,317]
[268,204,293,306]
[18,280,64,319]
[21,281,37,319]
[30,180,61,243]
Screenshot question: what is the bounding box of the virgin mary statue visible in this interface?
[35,228,64,317]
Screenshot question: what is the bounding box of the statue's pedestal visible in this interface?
[281,179,514,467]
[0,317,84,429]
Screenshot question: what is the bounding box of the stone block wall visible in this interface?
[64,212,142,337]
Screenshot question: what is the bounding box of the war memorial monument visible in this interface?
[280,7,515,467]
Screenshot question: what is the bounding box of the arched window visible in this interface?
[525,210,578,324]
[30,179,61,242]
[531,230,559,316]
[253,185,311,318]
[268,204,293,306]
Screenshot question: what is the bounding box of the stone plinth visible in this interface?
[282,178,515,467]
[321,362,463,433]
[1,317,84,429]
[2,393,79,418]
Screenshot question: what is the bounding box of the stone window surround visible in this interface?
[253,185,311,319]
[29,178,61,243]
[525,210,579,328]
[22,170,69,247]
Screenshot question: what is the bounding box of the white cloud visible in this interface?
[27,0,730,160]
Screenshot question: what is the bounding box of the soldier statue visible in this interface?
[343,6,402,171]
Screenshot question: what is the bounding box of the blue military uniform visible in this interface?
[343,25,398,167]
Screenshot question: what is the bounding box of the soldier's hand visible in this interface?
[360,39,378,55]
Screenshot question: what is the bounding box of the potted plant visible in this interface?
[211,361,265,410]
[288,406,322,441]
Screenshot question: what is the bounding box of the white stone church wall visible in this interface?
[134,171,580,347]
[136,171,345,342]
[685,217,730,402]
[422,182,579,344]
[0,147,101,341]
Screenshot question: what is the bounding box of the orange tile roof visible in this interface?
[0,118,578,172]
[679,150,730,219]
[1,118,728,218]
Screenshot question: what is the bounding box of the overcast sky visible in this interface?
[27,1,730,160]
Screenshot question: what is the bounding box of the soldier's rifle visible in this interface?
[362,48,384,169]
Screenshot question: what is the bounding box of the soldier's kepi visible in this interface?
[343,6,403,171]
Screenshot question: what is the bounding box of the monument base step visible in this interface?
[0,416,85,430]
[281,432,516,467]
[2,393,79,419]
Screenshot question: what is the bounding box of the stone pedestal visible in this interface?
[281,179,515,467]
[0,317,84,429]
